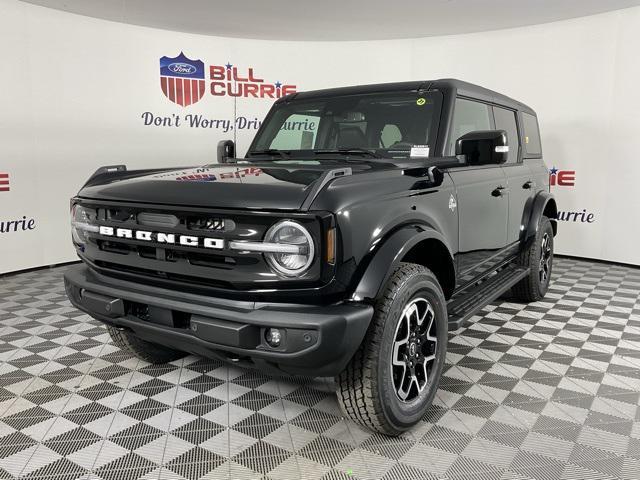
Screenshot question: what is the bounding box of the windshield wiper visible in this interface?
[247,149,290,160]
[314,148,381,158]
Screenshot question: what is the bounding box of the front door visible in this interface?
[445,98,509,285]
[449,166,509,283]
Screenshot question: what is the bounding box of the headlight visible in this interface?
[71,204,98,245]
[263,220,315,276]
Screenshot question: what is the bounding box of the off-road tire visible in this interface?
[512,216,554,302]
[107,326,185,363]
[336,263,448,435]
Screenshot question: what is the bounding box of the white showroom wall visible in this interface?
[1,0,639,273]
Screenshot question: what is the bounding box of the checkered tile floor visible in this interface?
[0,258,639,479]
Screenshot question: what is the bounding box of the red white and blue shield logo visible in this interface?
[159,52,205,107]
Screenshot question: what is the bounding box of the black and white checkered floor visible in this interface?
[0,258,639,480]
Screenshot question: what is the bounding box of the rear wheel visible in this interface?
[512,216,554,302]
[336,263,448,435]
[107,326,186,363]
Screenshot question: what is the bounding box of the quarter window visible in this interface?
[522,113,542,156]
[493,107,520,163]
[447,99,492,156]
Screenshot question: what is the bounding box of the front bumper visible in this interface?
[64,264,373,377]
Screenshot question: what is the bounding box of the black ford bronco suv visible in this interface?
[64,79,557,435]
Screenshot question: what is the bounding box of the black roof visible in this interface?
[280,78,535,115]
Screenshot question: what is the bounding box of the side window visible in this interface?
[493,107,520,163]
[270,113,320,150]
[447,98,492,155]
[522,113,542,156]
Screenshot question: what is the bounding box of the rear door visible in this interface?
[445,98,509,282]
[493,106,534,245]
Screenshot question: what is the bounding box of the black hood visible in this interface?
[78,163,373,211]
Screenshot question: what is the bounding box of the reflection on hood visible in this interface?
[151,165,324,187]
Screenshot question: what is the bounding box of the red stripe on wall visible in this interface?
[176,78,184,106]
[0,187,9,192]
[191,79,199,102]
[197,80,205,99]
[184,79,192,106]
[0,174,8,179]
[160,77,168,97]
[168,77,176,102]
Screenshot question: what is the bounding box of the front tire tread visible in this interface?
[337,263,441,435]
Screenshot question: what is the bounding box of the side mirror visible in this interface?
[217,140,235,164]
[455,130,508,165]
[404,165,445,189]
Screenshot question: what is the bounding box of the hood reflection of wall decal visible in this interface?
[149,165,323,187]
[174,167,263,182]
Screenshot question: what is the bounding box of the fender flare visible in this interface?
[522,191,558,247]
[351,225,455,302]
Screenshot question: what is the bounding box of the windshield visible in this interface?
[248,91,442,159]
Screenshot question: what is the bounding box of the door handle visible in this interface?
[523,180,535,189]
[491,185,507,197]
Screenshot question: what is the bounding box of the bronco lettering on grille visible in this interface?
[98,226,224,249]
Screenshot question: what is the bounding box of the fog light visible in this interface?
[265,328,282,348]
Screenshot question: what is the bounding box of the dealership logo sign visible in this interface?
[549,166,575,187]
[168,62,197,75]
[160,52,206,107]
[159,52,297,106]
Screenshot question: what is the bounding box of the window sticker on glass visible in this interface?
[410,145,430,158]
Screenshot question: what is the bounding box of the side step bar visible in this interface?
[447,265,530,330]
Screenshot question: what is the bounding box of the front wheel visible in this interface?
[336,263,448,435]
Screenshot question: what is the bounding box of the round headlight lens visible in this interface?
[264,220,315,276]
[71,205,98,244]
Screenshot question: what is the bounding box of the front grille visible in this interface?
[104,207,233,233]
[137,212,179,228]
[96,239,253,268]
[93,260,236,290]
[186,216,233,232]
[76,201,323,291]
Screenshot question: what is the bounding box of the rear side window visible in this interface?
[447,98,492,155]
[522,113,542,156]
[493,107,520,163]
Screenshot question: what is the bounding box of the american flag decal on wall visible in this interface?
[159,52,205,107]
[0,173,9,192]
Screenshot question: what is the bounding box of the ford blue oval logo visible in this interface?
[168,62,197,74]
